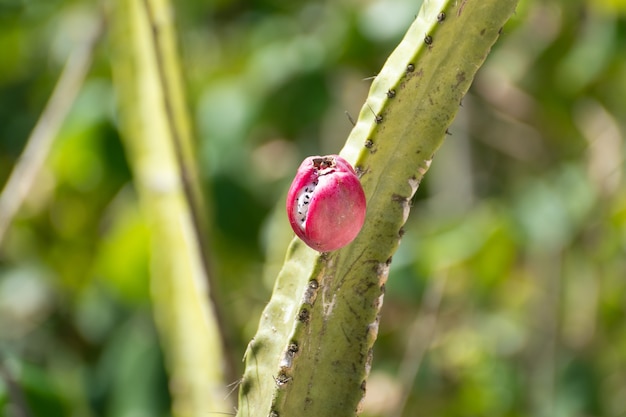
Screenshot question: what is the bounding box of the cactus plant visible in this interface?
[237,1,519,416]
[111,0,234,415]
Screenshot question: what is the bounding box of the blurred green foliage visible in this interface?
[1,0,626,416]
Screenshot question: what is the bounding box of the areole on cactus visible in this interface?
[286,155,366,252]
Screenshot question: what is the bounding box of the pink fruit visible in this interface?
[286,155,366,252]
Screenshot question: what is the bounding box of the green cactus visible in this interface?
[237,1,519,416]
[111,0,233,415]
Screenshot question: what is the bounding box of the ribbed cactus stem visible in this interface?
[238,1,519,416]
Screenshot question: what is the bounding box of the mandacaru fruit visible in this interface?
[286,155,366,252]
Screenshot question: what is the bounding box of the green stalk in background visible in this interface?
[238,1,519,416]
[110,0,233,415]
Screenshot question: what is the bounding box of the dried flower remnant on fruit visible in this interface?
[286,155,366,252]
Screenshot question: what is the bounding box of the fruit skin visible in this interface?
[286,155,366,252]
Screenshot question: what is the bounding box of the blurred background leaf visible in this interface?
[1,0,626,416]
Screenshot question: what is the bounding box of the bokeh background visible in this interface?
[2,0,626,416]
